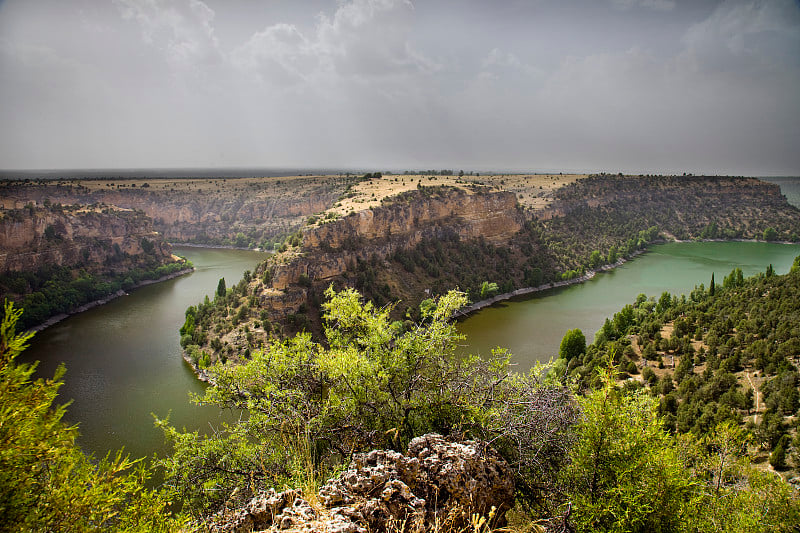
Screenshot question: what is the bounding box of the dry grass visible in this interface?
[70,174,328,193]
[326,174,586,218]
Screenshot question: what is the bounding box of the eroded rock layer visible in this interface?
[210,434,514,533]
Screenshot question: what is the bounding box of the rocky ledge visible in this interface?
[209,434,515,533]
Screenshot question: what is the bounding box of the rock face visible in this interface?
[0,176,356,246]
[210,434,515,533]
[0,206,172,273]
[260,188,522,316]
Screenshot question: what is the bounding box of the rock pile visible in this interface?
[209,433,515,532]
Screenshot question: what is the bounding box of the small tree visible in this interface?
[216,277,226,299]
[770,441,787,470]
[561,367,695,532]
[559,328,586,361]
[158,288,515,515]
[0,301,183,530]
[480,281,499,299]
[763,227,778,241]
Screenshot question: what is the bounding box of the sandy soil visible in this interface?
[327,173,586,217]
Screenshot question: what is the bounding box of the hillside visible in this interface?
[180,174,800,370]
[558,258,800,481]
[0,175,359,248]
[0,203,187,330]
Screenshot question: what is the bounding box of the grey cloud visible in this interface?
[611,0,677,10]
[0,0,797,174]
[114,0,223,69]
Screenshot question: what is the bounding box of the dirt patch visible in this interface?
[326,173,586,218]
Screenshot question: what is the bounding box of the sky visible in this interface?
[0,0,798,175]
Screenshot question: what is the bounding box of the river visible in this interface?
[18,179,800,460]
[457,241,800,369]
[21,241,800,460]
[21,247,269,460]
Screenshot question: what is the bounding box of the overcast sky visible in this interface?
[1,0,798,175]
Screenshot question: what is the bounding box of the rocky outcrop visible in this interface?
[209,434,515,533]
[0,176,357,246]
[0,206,172,273]
[268,188,522,291]
[539,175,798,238]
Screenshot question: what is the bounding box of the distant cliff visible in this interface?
[181,187,525,370]
[0,204,186,330]
[0,205,171,272]
[181,176,800,370]
[0,175,358,247]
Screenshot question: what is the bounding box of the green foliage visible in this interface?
[1,260,190,331]
[480,280,499,299]
[763,226,779,241]
[565,259,800,478]
[140,237,155,254]
[0,301,184,531]
[561,368,800,532]
[159,287,513,516]
[562,367,695,532]
[771,441,787,470]
[216,277,226,298]
[559,328,586,361]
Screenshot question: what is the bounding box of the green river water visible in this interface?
[458,241,800,369]
[19,177,800,459]
[21,247,269,460]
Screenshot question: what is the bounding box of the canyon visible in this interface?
[179,175,800,370]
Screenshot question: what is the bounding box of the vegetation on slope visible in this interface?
[5,279,800,531]
[0,301,184,532]
[556,255,800,480]
[186,174,800,365]
[166,287,800,531]
[0,208,191,331]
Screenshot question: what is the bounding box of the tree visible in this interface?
[588,250,603,269]
[559,329,586,362]
[710,272,716,296]
[0,301,183,531]
[561,368,695,532]
[480,281,499,299]
[158,288,516,516]
[763,227,778,241]
[771,441,787,470]
[216,277,226,298]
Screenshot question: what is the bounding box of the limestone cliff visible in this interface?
[271,188,521,290]
[182,175,800,370]
[0,206,171,273]
[182,187,524,368]
[0,175,357,247]
[0,205,184,330]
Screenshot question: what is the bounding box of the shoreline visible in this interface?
[27,267,195,334]
[182,352,213,383]
[454,249,647,319]
[453,237,800,319]
[170,242,272,252]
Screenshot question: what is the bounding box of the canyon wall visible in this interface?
[0,207,172,273]
[183,176,800,369]
[0,176,356,246]
[269,188,522,290]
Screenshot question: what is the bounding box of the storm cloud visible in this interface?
[0,0,798,175]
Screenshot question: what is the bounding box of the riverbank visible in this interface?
[28,267,195,333]
[171,242,273,253]
[181,248,651,382]
[454,250,647,319]
[182,351,213,383]
[453,235,800,319]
